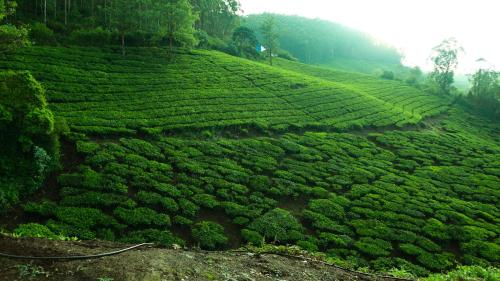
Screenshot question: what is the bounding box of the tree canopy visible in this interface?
[429,38,462,95]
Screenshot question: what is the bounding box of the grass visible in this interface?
[0,46,498,277]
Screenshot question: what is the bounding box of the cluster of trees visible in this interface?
[5,1,406,66]
[9,0,244,54]
[428,38,499,120]
[467,66,499,119]
[243,14,403,65]
[0,0,29,54]
[0,71,62,210]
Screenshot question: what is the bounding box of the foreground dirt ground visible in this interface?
[0,237,410,281]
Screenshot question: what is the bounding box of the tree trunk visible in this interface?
[104,0,107,27]
[54,0,57,20]
[169,35,173,52]
[269,48,273,66]
[44,0,47,24]
[64,0,67,25]
[121,32,125,56]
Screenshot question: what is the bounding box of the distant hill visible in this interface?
[243,14,402,65]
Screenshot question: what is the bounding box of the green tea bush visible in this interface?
[30,23,56,45]
[14,223,58,239]
[191,221,228,250]
[113,207,171,227]
[121,229,185,247]
[248,208,304,243]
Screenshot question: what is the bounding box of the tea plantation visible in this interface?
[0,47,498,276]
[0,47,450,134]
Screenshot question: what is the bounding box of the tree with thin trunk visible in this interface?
[429,38,463,95]
[260,15,278,66]
[43,0,47,24]
[0,0,30,54]
[108,0,141,55]
[158,0,197,53]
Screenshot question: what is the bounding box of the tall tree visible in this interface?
[0,0,30,54]
[158,0,197,52]
[467,64,499,119]
[232,26,258,59]
[429,38,462,95]
[190,0,239,39]
[260,15,278,66]
[108,0,142,55]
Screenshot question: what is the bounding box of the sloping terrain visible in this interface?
[0,47,498,277]
[0,237,409,281]
[0,47,448,134]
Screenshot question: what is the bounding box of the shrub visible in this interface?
[30,23,56,45]
[417,252,454,271]
[14,223,58,239]
[308,199,345,219]
[113,207,170,227]
[192,193,218,209]
[354,237,392,257]
[248,208,304,243]
[422,265,500,281]
[297,240,319,252]
[241,229,264,246]
[121,229,185,247]
[69,27,114,46]
[380,70,395,80]
[55,207,118,229]
[191,221,228,250]
[178,199,199,217]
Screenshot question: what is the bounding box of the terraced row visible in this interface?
[274,59,450,119]
[0,47,447,135]
[21,109,499,275]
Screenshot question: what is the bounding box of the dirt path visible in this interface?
[0,237,410,281]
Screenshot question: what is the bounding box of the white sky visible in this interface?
[240,0,500,73]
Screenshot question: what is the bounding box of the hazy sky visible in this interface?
[240,0,500,73]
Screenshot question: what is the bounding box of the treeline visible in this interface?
[243,14,402,65]
[8,0,241,53]
[3,1,405,65]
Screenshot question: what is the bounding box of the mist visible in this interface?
[240,0,500,74]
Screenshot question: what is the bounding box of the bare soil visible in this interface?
[0,237,411,281]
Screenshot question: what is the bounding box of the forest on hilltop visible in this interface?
[0,0,499,280]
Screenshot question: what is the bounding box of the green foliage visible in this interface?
[69,27,114,47]
[0,71,58,208]
[158,0,198,50]
[16,264,48,279]
[191,221,228,250]
[429,38,462,95]
[260,15,278,65]
[0,24,30,54]
[121,229,185,247]
[466,68,499,119]
[232,26,258,59]
[244,14,402,64]
[248,208,303,243]
[30,23,55,45]
[422,265,500,281]
[113,207,171,227]
[241,229,264,246]
[0,46,498,276]
[354,237,392,257]
[13,223,58,239]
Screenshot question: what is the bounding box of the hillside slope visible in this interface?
[0,237,406,281]
[0,47,498,277]
[0,47,448,134]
